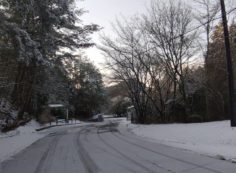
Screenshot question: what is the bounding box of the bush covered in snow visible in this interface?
[0,99,32,132]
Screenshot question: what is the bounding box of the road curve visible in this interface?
[1,119,236,173]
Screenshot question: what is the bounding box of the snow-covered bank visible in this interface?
[0,120,45,163]
[128,120,236,162]
[0,120,84,163]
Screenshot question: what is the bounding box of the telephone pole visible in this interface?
[220,0,236,127]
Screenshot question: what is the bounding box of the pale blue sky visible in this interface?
[78,0,150,70]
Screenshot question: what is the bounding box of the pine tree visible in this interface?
[206,23,236,120]
[0,0,99,121]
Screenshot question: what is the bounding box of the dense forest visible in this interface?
[0,0,106,131]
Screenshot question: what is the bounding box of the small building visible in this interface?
[48,104,69,121]
[127,106,137,123]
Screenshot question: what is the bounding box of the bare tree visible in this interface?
[143,0,197,120]
[100,0,198,123]
[193,0,220,62]
[100,17,171,123]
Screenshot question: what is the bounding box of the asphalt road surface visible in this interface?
[1,119,236,173]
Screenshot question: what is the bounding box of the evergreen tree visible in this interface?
[69,57,106,119]
[206,23,236,120]
[0,0,99,122]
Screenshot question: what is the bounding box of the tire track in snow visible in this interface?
[76,127,101,173]
[111,125,222,173]
[34,135,60,173]
[96,124,157,173]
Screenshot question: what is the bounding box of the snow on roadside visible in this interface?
[128,120,236,162]
[43,119,80,126]
[0,120,45,163]
[0,120,83,163]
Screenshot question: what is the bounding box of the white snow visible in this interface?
[0,120,44,163]
[2,117,236,166]
[0,120,83,163]
[43,119,80,126]
[48,104,64,108]
[128,120,236,162]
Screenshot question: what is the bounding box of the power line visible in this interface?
[100,7,236,71]
[163,7,236,42]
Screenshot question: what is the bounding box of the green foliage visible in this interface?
[191,88,206,119]
[0,0,99,122]
[206,23,236,121]
[51,108,66,119]
[111,100,131,116]
[70,58,106,119]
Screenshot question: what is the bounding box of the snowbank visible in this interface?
[129,120,236,161]
[0,120,83,163]
[0,120,45,163]
[0,98,18,130]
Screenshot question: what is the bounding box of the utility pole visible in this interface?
[220,0,236,127]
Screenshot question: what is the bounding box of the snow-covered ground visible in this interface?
[0,120,45,163]
[0,120,83,163]
[128,120,236,162]
[2,118,236,165]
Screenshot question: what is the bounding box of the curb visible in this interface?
[35,123,81,131]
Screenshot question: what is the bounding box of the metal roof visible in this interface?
[48,104,64,108]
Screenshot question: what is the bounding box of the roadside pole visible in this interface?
[66,109,69,123]
[220,0,236,127]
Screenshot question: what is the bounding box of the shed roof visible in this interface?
[48,104,64,108]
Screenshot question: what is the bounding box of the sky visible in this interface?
[78,0,150,72]
[77,0,236,73]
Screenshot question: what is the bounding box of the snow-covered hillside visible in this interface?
[129,120,236,162]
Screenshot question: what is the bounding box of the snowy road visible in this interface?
[1,119,236,173]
